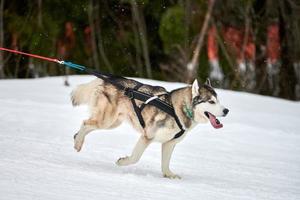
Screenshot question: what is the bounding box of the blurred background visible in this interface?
[0,0,299,100]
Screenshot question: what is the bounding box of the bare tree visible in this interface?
[130,0,152,78]
[0,0,5,78]
[94,1,113,73]
[131,4,144,77]
[179,0,191,52]
[240,1,252,64]
[88,0,100,71]
[240,1,256,90]
[186,0,215,83]
[212,20,240,88]
[37,0,42,28]
[278,0,298,100]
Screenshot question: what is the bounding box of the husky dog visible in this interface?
[71,78,229,179]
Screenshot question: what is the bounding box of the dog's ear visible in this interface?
[205,78,212,87]
[192,79,200,98]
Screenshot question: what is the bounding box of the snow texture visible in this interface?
[0,76,300,200]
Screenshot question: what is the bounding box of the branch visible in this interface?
[212,20,241,86]
[187,0,215,82]
[130,0,152,78]
[240,1,252,63]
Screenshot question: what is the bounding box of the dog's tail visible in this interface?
[71,79,103,106]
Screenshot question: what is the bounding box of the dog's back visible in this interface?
[71,77,169,107]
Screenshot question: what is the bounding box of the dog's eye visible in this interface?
[208,100,215,104]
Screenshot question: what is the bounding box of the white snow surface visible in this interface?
[0,76,300,200]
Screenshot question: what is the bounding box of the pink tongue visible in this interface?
[207,112,223,129]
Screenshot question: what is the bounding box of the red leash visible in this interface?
[0,47,61,64]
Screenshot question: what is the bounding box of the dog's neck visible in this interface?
[170,86,195,130]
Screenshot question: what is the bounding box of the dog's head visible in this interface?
[191,79,229,128]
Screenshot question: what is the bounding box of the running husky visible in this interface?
[71,78,229,179]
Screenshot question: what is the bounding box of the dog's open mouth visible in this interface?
[204,111,223,129]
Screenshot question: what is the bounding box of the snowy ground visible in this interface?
[0,76,299,200]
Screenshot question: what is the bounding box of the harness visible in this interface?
[0,47,186,140]
[89,69,186,140]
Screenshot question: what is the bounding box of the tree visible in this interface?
[0,0,5,78]
[130,0,152,78]
[88,0,100,71]
[186,0,215,83]
[278,0,299,100]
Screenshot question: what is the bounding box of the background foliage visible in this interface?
[1,0,300,100]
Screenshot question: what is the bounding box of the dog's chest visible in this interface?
[151,126,187,143]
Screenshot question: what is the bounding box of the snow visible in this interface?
[0,76,300,200]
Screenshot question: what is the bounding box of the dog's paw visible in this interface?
[74,141,83,152]
[74,134,83,152]
[116,156,131,166]
[163,172,181,179]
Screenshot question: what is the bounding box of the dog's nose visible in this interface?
[223,108,229,116]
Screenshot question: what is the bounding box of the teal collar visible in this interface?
[183,104,193,119]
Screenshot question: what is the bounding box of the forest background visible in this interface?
[0,0,300,100]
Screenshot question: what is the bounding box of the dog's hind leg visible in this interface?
[116,136,151,166]
[161,140,181,179]
[74,120,98,152]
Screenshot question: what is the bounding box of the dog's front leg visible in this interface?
[116,136,151,166]
[161,140,181,179]
[74,121,97,152]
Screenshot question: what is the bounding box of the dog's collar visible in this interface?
[183,104,193,119]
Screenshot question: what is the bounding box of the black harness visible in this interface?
[86,68,185,140]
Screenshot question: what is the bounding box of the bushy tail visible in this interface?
[71,79,103,106]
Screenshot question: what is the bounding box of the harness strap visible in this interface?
[86,69,126,90]
[145,96,158,104]
[139,93,167,111]
[129,83,146,128]
[173,129,185,139]
[172,112,185,139]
